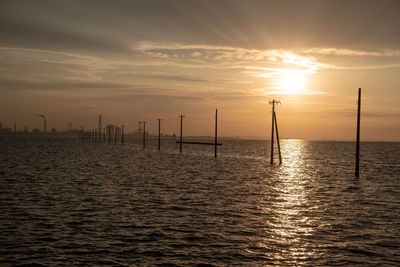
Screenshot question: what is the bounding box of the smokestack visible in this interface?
[38,114,47,133]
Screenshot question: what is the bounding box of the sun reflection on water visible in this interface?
[265,140,323,264]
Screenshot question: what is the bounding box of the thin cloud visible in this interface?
[299,47,400,57]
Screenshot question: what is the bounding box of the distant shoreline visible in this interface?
[1,134,399,142]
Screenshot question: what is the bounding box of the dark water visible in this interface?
[1,136,399,266]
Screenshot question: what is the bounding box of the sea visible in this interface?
[1,136,399,266]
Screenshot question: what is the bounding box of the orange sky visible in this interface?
[0,0,399,140]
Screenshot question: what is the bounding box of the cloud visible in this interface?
[298,48,400,57]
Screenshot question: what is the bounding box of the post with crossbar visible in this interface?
[269,100,281,165]
[355,88,361,177]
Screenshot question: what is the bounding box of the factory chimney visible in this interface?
[38,114,47,133]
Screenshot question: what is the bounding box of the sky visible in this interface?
[0,0,399,140]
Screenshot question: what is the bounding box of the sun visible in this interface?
[275,70,307,94]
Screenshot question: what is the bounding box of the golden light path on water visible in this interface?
[262,140,323,265]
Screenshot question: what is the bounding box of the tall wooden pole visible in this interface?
[214,109,218,158]
[121,125,124,145]
[108,127,111,144]
[179,115,184,153]
[114,127,117,145]
[158,119,161,151]
[143,121,146,149]
[355,88,361,177]
[270,101,275,164]
[274,111,282,164]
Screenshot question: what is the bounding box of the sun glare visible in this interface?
[275,70,307,94]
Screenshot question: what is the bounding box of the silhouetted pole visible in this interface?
[355,88,361,177]
[98,115,102,143]
[108,127,111,144]
[179,115,185,153]
[274,111,282,164]
[270,100,276,164]
[269,100,281,165]
[214,109,218,158]
[121,125,125,145]
[114,127,117,145]
[143,121,146,149]
[103,127,106,143]
[157,119,162,151]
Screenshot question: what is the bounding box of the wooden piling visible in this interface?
[270,101,276,164]
[274,111,282,164]
[114,127,117,145]
[158,119,162,151]
[108,127,111,144]
[214,109,218,158]
[355,88,361,177]
[143,121,146,149]
[103,127,106,143]
[121,125,124,145]
[179,115,184,153]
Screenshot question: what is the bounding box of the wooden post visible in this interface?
[355,88,361,177]
[274,111,282,164]
[158,119,161,151]
[108,126,111,144]
[103,127,106,143]
[114,127,117,145]
[270,101,275,164]
[179,115,184,153]
[214,109,218,158]
[143,121,146,149]
[121,125,124,145]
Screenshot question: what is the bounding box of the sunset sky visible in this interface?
[1,0,399,140]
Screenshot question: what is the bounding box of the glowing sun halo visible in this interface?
[274,70,307,94]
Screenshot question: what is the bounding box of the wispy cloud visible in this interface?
[298,47,400,57]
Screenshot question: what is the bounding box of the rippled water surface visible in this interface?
[1,136,400,266]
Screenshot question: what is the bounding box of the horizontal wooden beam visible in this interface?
[176,141,222,146]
